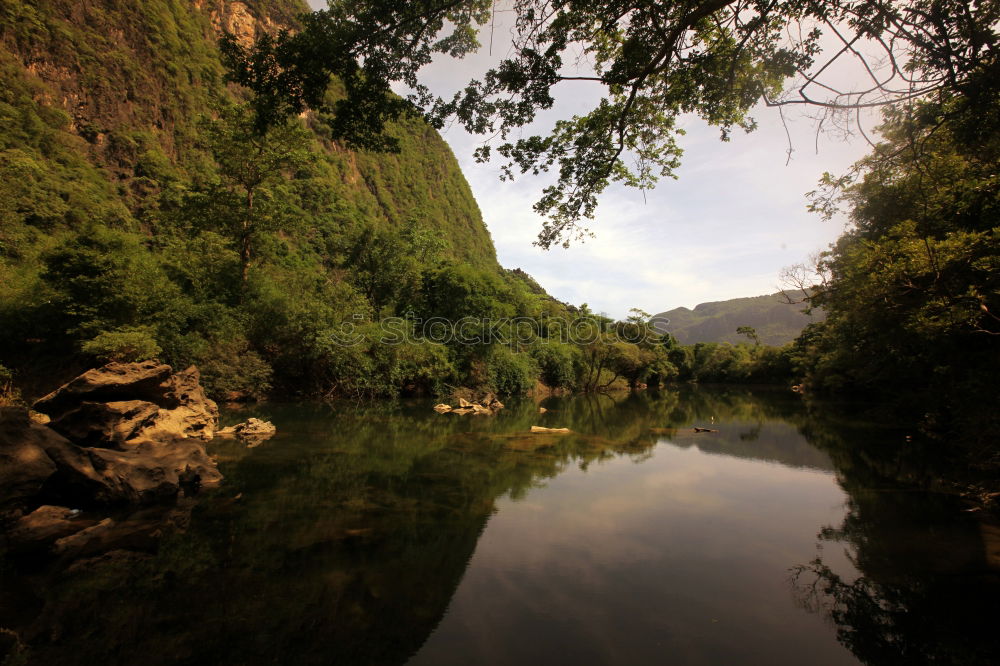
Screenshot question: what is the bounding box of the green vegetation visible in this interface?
[229,1,995,247]
[652,290,823,346]
[80,327,163,364]
[792,89,1000,446]
[0,0,798,402]
[0,0,796,399]
[3,0,993,451]
[199,103,313,290]
[0,0,491,400]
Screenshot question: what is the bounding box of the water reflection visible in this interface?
[0,388,996,665]
[788,412,1000,665]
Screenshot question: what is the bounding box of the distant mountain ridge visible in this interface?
[652,291,822,346]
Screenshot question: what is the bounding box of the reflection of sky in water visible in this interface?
[409,439,859,666]
[8,391,994,665]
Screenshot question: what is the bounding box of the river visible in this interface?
[2,388,997,665]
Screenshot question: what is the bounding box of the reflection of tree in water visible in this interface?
[790,414,1000,666]
[0,391,711,666]
[7,389,995,666]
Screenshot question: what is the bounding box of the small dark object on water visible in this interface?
[693,427,718,433]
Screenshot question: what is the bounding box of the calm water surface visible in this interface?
[2,388,998,665]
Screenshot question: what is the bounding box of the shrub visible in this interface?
[81,327,162,363]
[392,340,455,395]
[486,346,539,395]
[531,341,578,389]
[198,341,273,401]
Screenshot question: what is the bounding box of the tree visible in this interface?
[201,104,312,290]
[795,93,1000,437]
[344,221,445,315]
[737,325,760,345]
[223,1,1000,247]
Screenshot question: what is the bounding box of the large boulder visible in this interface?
[1,364,224,566]
[34,362,219,447]
[0,408,76,514]
[42,400,160,448]
[42,438,222,506]
[33,361,173,420]
[145,365,218,441]
[4,362,227,508]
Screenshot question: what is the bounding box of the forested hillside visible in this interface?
[652,291,822,346]
[0,0,833,403]
[0,0,521,398]
[0,0,496,267]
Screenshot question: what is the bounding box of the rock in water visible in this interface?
[35,363,219,447]
[0,407,76,514]
[216,417,276,448]
[16,362,225,508]
[5,505,98,550]
[234,418,275,436]
[433,394,505,416]
[233,418,276,446]
[42,438,222,506]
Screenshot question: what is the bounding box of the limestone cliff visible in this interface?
[0,0,497,267]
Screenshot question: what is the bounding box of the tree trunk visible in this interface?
[240,188,254,299]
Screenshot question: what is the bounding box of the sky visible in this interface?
[305,2,875,318]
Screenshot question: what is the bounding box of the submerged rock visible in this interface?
[5,501,197,558]
[217,417,276,446]
[42,437,222,506]
[5,505,96,549]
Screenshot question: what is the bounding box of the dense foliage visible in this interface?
[228,0,1000,246]
[0,0,492,399]
[793,87,1000,444]
[0,0,796,402]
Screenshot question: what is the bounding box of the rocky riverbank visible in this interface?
[0,361,225,559]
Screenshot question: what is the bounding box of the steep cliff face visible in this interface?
[0,0,496,267]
